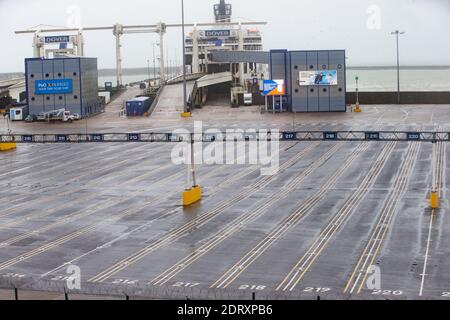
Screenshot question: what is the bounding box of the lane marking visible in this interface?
[276,142,396,292]
[210,142,369,289]
[88,142,320,283]
[343,137,422,295]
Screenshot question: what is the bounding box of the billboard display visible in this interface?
[35,79,73,95]
[262,80,285,96]
[299,70,338,86]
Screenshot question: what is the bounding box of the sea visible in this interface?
[2,67,450,92]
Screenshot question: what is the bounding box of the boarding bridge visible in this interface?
[196,72,233,88]
[0,77,25,88]
[151,81,196,118]
[0,77,25,94]
[0,77,26,104]
[189,72,233,108]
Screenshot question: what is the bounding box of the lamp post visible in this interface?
[174,48,178,76]
[355,76,359,105]
[391,30,405,104]
[166,47,170,80]
[181,0,189,117]
[152,42,159,81]
[147,59,151,83]
[354,75,362,112]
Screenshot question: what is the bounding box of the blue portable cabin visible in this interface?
[125,97,151,117]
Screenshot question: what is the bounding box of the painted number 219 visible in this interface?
[304,287,331,293]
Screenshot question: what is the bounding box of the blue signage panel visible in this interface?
[35,79,73,95]
[324,132,338,140]
[282,132,297,140]
[262,80,278,96]
[262,80,285,96]
[128,133,140,141]
[91,134,104,142]
[56,135,67,142]
[407,132,421,141]
[205,30,231,37]
[366,132,380,141]
[22,135,33,142]
[45,36,70,43]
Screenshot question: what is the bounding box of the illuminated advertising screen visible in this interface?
[299,70,338,86]
[262,80,285,96]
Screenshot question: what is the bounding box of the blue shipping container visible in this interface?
[126,97,151,117]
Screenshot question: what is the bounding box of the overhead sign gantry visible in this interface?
[1,131,449,144]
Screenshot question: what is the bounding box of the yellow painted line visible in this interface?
[343,141,421,294]
[210,142,369,289]
[89,142,320,283]
[419,135,445,296]
[277,142,396,292]
[355,142,421,294]
[151,143,339,286]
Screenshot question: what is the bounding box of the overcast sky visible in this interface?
[1,0,449,72]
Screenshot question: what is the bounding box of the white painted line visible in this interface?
[419,211,434,297]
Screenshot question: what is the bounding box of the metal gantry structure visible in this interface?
[1,131,450,144]
[1,130,445,208]
[15,20,267,88]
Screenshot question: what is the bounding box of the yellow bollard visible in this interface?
[430,191,439,210]
[180,112,192,118]
[182,185,202,206]
[0,142,17,151]
[354,103,362,113]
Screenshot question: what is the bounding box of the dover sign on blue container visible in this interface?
[45,36,70,43]
[35,79,73,95]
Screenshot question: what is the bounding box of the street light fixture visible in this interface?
[391,30,405,104]
[180,0,190,117]
[147,59,151,83]
[152,42,159,82]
